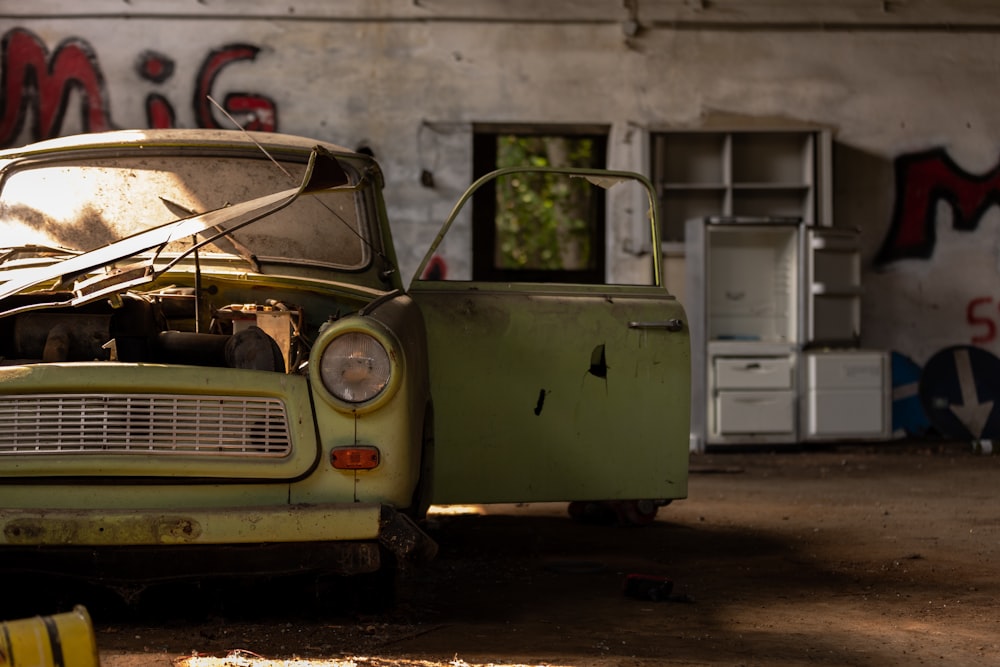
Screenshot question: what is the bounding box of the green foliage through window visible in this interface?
[494,136,597,271]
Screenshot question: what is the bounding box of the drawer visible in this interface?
[715,356,793,390]
[715,390,795,434]
[807,351,885,390]
[807,389,885,436]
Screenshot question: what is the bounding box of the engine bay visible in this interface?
[0,288,307,373]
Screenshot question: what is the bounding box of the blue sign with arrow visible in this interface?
[919,345,1000,441]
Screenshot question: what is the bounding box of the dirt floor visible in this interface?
[15,440,1000,667]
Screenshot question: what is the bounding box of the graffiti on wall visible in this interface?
[0,27,277,148]
[0,28,112,145]
[876,147,1000,264]
[877,147,1000,441]
[420,255,448,280]
[876,147,1000,345]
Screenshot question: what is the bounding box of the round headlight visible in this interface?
[319,332,392,403]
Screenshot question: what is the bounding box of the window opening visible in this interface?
[472,126,608,283]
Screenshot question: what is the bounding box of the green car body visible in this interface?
[0,129,689,583]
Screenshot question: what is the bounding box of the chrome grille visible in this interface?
[0,394,291,457]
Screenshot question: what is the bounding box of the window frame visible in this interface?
[471,123,610,283]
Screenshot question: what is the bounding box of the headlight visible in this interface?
[319,332,392,403]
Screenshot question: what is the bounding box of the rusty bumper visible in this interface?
[0,504,437,581]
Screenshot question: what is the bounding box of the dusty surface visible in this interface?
[15,441,1000,666]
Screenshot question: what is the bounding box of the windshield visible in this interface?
[0,153,369,270]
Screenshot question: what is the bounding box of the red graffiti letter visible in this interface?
[877,148,1000,264]
[193,44,277,131]
[0,28,114,147]
[145,93,175,129]
[967,296,996,345]
[222,92,276,132]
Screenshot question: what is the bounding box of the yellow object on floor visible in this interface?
[0,606,98,667]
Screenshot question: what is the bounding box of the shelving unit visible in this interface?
[652,128,832,245]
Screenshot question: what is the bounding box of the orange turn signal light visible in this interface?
[331,445,380,470]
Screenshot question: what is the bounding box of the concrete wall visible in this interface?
[4,1,1000,405]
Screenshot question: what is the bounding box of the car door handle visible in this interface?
[628,318,684,332]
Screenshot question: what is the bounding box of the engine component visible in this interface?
[225,326,285,372]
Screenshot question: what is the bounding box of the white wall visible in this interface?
[4,0,1000,370]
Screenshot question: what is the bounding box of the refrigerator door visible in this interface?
[804,227,862,345]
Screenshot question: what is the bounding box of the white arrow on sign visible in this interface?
[949,348,994,439]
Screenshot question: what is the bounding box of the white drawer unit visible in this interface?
[715,356,793,390]
[804,351,890,440]
[807,351,884,390]
[715,390,796,435]
[807,391,884,435]
[686,214,889,449]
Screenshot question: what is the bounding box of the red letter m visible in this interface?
[876,147,1000,264]
[1,28,114,147]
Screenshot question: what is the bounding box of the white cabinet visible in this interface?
[804,351,890,440]
[687,218,889,450]
[713,355,796,438]
[716,390,796,435]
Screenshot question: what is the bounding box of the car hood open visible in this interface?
[0,146,349,310]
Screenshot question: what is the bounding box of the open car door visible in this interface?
[409,167,690,511]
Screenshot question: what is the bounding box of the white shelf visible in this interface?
[652,128,831,242]
[806,227,862,344]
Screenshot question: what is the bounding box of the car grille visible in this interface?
[0,394,292,457]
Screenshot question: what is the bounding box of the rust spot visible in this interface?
[157,518,202,542]
[3,516,202,544]
[4,521,43,542]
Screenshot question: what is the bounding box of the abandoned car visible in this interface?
[0,129,690,585]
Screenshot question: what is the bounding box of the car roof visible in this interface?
[0,129,360,159]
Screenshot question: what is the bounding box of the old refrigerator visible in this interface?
[686,217,890,450]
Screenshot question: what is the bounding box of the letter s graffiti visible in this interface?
[967,297,997,345]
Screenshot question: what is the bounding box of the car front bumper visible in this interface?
[0,503,437,580]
